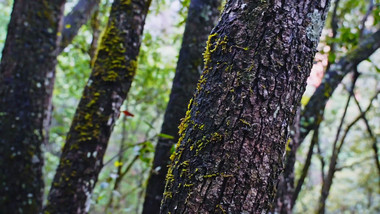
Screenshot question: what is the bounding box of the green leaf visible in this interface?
[158,133,175,140]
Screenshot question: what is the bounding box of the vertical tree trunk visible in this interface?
[0,1,65,212]
[142,0,222,213]
[44,0,151,213]
[160,0,330,213]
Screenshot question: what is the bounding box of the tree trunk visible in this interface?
[44,0,151,213]
[273,107,301,214]
[0,1,65,212]
[160,1,330,213]
[142,0,222,213]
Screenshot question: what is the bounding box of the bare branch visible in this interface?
[59,0,100,53]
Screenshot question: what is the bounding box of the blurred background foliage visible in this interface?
[0,0,379,213]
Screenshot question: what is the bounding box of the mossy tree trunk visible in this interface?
[160,0,330,213]
[142,0,222,213]
[0,1,66,213]
[44,0,151,213]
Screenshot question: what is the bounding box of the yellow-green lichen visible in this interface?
[93,20,129,82]
[239,119,251,126]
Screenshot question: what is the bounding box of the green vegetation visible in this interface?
[0,0,379,213]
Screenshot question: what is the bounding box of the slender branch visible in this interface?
[351,90,380,176]
[105,110,128,212]
[326,0,341,69]
[300,29,380,143]
[106,155,140,209]
[317,72,359,214]
[59,0,100,53]
[359,0,374,38]
[102,140,149,167]
[337,89,379,155]
[316,83,378,214]
[292,125,319,208]
[331,0,341,38]
[317,139,326,180]
[89,6,101,66]
[335,156,373,171]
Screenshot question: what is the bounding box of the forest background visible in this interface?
[0,0,379,213]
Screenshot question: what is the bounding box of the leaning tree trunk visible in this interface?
[44,0,151,213]
[160,0,331,213]
[142,0,222,213]
[0,1,65,212]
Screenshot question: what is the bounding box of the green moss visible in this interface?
[239,119,251,126]
[93,20,129,82]
[203,173,219,178]
[216,204,227,214]
[121,0,132,5]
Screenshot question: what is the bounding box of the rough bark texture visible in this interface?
[273,106,301,214]
[59,0,100,53]
[160,0,330,213]
[142,0,222,213]
[300,29,380,142]
[44,0,151,213]
[0,0,65,213]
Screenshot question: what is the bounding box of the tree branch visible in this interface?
[352,90,380,176]
[59,0,100,53]
[317,72,359,214]
[300,29,380,143]
[292,125,319,208]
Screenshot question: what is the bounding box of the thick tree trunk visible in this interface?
[44,0,151,213]
[0,1,65,212]
[160,1,330,213]
[142,0,222,213]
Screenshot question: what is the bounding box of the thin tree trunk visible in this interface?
[44,0,151,213]
[0,1,65,212]
[142,0,222,213]
[160,1,331,213]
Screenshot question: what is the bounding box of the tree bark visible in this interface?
[44,0,151,213]
[142,0,222,213]
[0,0,65,212]
[160,1,330,213]
[273,106,301,214]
